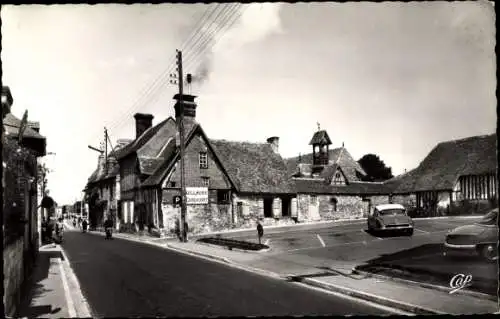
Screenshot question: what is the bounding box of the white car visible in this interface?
[367,204,414,236]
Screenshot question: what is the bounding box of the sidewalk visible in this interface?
[16,232,92,319]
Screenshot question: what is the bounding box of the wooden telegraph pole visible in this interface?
[175,50,187,243]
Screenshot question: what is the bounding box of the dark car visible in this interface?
[444,208,498,262]
[367,204,414,236]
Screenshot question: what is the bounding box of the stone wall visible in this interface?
[3,239,24,317]
[391,193,417,208]
[297,193,392,221]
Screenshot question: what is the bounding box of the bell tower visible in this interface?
[309,123,332,166]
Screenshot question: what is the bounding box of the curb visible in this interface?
[196,241,272,253]
[299,277,444,315]
[352,267,498,302]
[164,243,232,264]
[412,215,483,220]
[58,246,93,318]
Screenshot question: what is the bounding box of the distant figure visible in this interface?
[183,221,189,242]
[82,219,88,233]
[257,220,264,245]
[55,218,64,243]
[104,217,113,240]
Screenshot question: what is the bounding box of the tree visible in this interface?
[357,154,394,182]
[37,162,50,196]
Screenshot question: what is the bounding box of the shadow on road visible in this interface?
[16,247,64,318]
[356,243,498,296]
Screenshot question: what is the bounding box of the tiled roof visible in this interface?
[309,130,332,145]
[141,123,200,187]
[3,113,45,140]
[116,118,173,160]
[139,157,166,175]
[293,178,389,195]
[285,148,367,182]
[210,139,295,194]
[385,134,497,193]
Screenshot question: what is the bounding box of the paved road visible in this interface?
[212,217,494,279]
[61,230,392,317]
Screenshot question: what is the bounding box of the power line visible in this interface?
[89,4,223,142]
[101,4,240,137]
[182,4,239,63]
[184,4,248,72]
[101,5,224,134]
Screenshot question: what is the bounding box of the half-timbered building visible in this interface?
[386,134,497,215]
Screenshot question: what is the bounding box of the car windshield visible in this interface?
[378,209,406,216]
[476,209,498,226]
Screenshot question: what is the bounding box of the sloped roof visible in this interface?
[141,123,201,187]
[309,130,332,145]
[117,117,196,177]
[3,113,45,140]
[210,139,295,194]
[294,179,390,195]
[116,117,173,160]
[285,147,367,182]
[385,134,497,193]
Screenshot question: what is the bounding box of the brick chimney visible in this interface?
[173,94,197,123]
[28,121,40,132]
[266,136,279,154]
[133,113,154,139]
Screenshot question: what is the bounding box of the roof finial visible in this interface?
[317,122,320,131]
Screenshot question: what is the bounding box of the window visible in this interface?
[330,197,338,211]
[202,177,210,187]
[199,152,208,169]
[332,171,344,185]
[169,181,176,188]
[217,190,230,203]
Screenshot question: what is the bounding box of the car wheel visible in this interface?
[478,244,498,262]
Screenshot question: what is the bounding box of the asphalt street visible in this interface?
[61,229,391,317]
[214,217,496,283]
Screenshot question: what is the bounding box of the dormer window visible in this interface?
[332,170,345,185]
[199,152,208,169]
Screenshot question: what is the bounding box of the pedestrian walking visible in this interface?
[183,221,189,242]
[257,220,264,245]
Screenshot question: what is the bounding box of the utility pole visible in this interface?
[104,127,108,174]
[176,49,187,243]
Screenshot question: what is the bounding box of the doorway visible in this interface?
[263,198,273,218]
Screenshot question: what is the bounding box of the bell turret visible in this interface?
[309,123,332,166]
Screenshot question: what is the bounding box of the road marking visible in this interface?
[415,228,430,234]
[317,234,326,247]
[58,258,76,318]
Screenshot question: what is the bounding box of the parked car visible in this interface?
[367,204,414,236]
[444,208,498,262]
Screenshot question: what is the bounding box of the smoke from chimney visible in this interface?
[185,4,283,91]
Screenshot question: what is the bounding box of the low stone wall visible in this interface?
[390,194,417,208]
[3,238,24,317]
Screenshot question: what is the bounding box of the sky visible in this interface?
[1,2,496,205]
